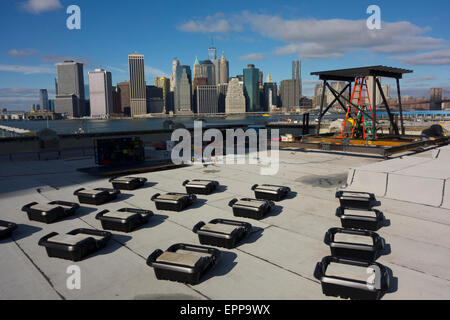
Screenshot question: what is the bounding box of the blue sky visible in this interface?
[1,0,449,110]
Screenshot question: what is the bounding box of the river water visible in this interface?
[0,114,326,137]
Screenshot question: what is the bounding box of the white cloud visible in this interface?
[86,65,127,74]
[178,13,243,34]
[275,43,343,59]
[236,36,256,43]
[145,66,168,78]
[404,75,436,83]
[393,50,450,66]
[244,14,446,59]
[41,54,91,66]
[0,64,55,75]
[0,97,38,102]
[0,88,54,97]
[106,66,127,73]
[400,86,450,98]
[0,89,39,110]
[8,49,39,57]
[0,88,38,95]
[371,37,444,54]
[20,0,63,14]
[0,88,57,110]
[179,12,448,61]
[0,97,39,110]
[238,53,265,61]
[0,96,40,107]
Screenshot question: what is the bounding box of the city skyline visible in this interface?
[1,0,450,110]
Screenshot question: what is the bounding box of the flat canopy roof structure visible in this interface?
[311,65,414,139]
[311,65,413,82]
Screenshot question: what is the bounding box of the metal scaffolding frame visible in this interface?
[311,65,413,138]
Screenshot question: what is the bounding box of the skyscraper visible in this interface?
[154,77,171,113]
[39,89,49,110]
[88,69,113,117]
[258,71,264,89]
[112,87,122,114]
[225,78,246,114]
[217,83,228,113]
[208,40,217,61]
[314,83,324,108]
[431,88,443,110]
[193,56,204,97]
[266,88,275,111]
[280,79,300,112]
[117,82,130,116]
[84,85,90,100]
[193,57,202,80]
[146,86,164,113]
[48,99,55,112]
[209,39,218,85]
[263,82,278,111]
[366,76,382,107]
[54,95,79,117]
[200,60,215,85]
[243,64,260,112]
[326,81,348,110]
[55,60,86,117]
[292,60,302,96]
[128,53,146,116]
[382,84,391,100]
[170,58,180,93]
[213,59,220,85]
[175,65,192,114]
[192,76,208,112]
[193,77,208,93]
[219,52,229,84]
[56,61,85,99]
[196,85,218,114]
